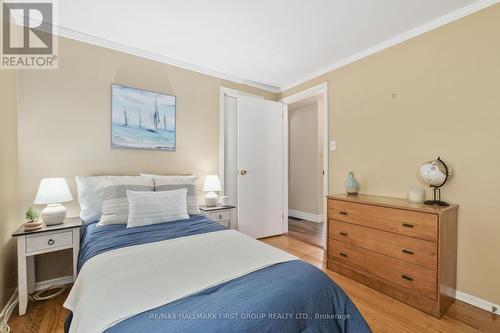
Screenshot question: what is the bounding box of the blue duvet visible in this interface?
[66,215,371,333]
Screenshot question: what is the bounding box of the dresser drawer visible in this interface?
[329,199,437,242]
[330,220,437,270]
[208,210,231,222]
[329,240,437,300]
[26,231,73,253]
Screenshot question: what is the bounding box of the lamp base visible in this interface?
[41,204,67,225]
[204,192,218,207]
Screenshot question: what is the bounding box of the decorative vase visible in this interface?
[345,172,360,195]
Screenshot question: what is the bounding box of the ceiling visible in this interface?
[53,0,491,92]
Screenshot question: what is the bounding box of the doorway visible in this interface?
[220,88,287,239]
[282,83,328,248]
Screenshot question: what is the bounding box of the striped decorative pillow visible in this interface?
[141,174,201,215]
[75,176,154,224]
[126,189,190,228]
[97,198,129,226]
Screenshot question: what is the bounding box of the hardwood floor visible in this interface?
[8,288,69,333]
[288,217,324,248]
[9,234,498,333]
[262,235,499,333]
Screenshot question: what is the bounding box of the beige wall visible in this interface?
[0,69,18,306]
[280,4,500,304]
[288,102,320,215]
[16,37,277,281]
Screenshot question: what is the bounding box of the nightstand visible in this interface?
[199,205,235,228]
[12,217,82,315]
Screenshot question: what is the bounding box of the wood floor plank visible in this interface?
[9,234,498,333]
[288,217,324,248]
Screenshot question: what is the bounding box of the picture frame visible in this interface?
[111,84,176,151]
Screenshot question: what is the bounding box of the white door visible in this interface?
[237,95,284,238]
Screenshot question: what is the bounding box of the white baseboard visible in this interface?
[288,209,323,223]
[456,290,499,315]
[34,275,73,292]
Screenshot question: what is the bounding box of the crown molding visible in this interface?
[51,25,280,94]
[279,0,500,92]
[7,11,279,93]
[10,0,499,94]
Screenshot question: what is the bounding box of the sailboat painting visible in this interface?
[111,84,176,151]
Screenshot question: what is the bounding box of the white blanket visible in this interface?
[64,230,297,333]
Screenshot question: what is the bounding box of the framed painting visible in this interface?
[111,84,176,151]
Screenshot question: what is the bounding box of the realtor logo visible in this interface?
[1,1,58,69]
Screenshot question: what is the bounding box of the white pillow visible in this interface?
[75,176,154,224]
[126,189,189,228]
[141,174,201,215]
[97,198,129,226]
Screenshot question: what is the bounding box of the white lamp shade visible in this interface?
[203,175,222,192]
[34,178,73,205]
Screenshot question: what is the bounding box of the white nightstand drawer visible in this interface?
[26,231,73,253]
[209,210,231,221]
[218,220,230,228]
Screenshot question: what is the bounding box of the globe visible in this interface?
[418,157,452,206]
[419,159,451,187]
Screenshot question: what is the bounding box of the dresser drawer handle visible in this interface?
[339,232,348,236]
[401,275,413,281]
[402,223,414,228]
[339,252,348,257]
[402,249,414,255]
[218,214,223,219]
[339,211,348,215]
[48,239,55,246]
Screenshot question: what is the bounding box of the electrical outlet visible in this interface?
[330,140,336,151]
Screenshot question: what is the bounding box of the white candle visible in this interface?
[408,188,425,203]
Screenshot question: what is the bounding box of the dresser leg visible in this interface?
[17,237,28,316]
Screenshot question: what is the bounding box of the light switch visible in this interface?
[330,140,336,151]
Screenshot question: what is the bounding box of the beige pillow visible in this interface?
[97,198,129,226]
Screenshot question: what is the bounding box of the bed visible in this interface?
[64,215,371,333]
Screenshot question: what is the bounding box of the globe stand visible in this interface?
[424,187,449,207]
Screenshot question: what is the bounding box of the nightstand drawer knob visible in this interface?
[48,239,55,245]
[218,214,223,219]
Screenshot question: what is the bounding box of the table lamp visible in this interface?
[203,175,221,207]
[34,178,73,225]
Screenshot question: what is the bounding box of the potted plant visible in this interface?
[24,207,43,231]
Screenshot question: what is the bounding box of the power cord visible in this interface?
[0,284,68,333]
[28,284,68,302]
[0,298,17,333]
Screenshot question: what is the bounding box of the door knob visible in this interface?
[240,170,248,176]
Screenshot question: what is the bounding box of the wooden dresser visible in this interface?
[327,194,458,317]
